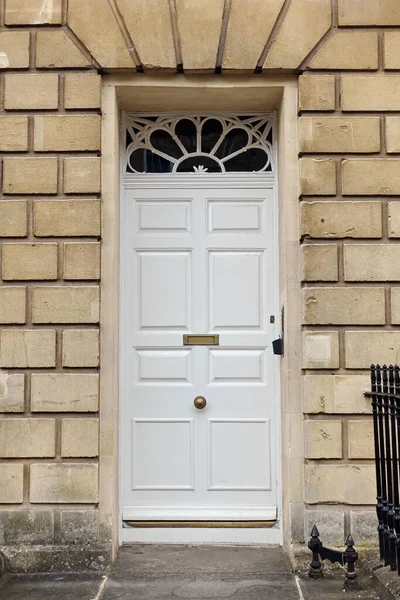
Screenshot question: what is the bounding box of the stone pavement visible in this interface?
[0,545,384,600]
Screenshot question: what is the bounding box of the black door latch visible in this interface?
[272,338,283,356]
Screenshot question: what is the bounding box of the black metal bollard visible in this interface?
[308,525,358,585]
[308,525,323,579]
[343,535,358,587]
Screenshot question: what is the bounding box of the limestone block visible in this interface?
[342,76,400,112]
[302,331,339,369]
[3,510,54,545]
[299,117,380,154]
[64,157,101,194]
[30,464,99,503]
[36,30,91,68]
[300,158,336,196]
[301,201,382,239]
[0,419,55,458]
[5,0,62,24]
[223,0,284,70]
[390,288,400,325]
[304,420,342,459]
[345,331,400,368]
[61,418,99,457]
[34,115,101,152]
[302,374,371,414]
[0,288,26,324]
[32,287,100,324]
[62,330,99,367]
[342,160,400,195]
[34,200,101,237]
[265,0,331,69]
[68,0,132,68]
[299,74,335,112]
[0,116,28,151]
[0,201,27,237]
[350,511,378,543]
[344,244,400,281]
[64,73,101,109]
[0,330,56,368]
[117,0,175,69]
[338,0,400,26]
[0,372,25,413]
[302,287,385,325]
[304,509,345,547]
[0,464,23,504]
[308,31,378,70]
[3,157,58,195]
[305,463,375,504]
[176,0,224,70]
[2,243,58,281]
[385,118,400,153]
[0,31,30,69]
[388,202,400,238]
[301,244,338,282]
[5,73,58,110]
[63,243,101,280]
[348,420,374,460]
[60,509,98,545]
[384,33,400,70]
[31,373,99,412]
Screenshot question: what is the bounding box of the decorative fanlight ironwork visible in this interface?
[124,114,275,174]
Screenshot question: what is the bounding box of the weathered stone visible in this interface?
[301,244,338,282]
[384,32,400,70]
[0,116,28,151]
[342,75,400,111]
[34,200,101,237]
[342,160,400,195]
[63,243,101,280]
[299,74,335,112]
[304,420,342,459]
[265,0,331,69]
[32,287,100,324]
[0,31,30,69]
[391,288,400,324]
[64,73,101,109]
[388,202,400,238]
[0,287,26,324]
[0,419,55,458]
[61,418,99,457]
[308,31,378,70]
[4,73,58,110]
[305,463,375,504]
[62,329,100,367]
[30,464,99,503]
[345,331,400,368]
[304,509,345,547]
[0,464,23,504]
[0,372,25,413]
[223,0,284,70]
[338,0,400,25]
[385,118,400,153]
[31,373,99,412]
[302,287,385,325]
[300,158,336,196]
[299,117,380,153]
[344,244,400,281]
[2,243,58,281]
[0,201,27,237]
[302,331,339,369]
[3,157,58,195]
[350,510,378,543]
[0,330,56,368]
[3,510,54,545]
[60,509,98,545]
[5,0,62,24]
[301,201,382,239]
[302,374,371,414]
[64,157,101,194]
[36,30,91,68]
[348,420,374,460]
[68,0,132,68]
[34,115,101,152]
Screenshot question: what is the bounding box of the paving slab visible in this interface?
[0,572,105,600]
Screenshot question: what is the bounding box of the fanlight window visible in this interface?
[124,114,274,174]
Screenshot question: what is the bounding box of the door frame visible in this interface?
[100,75,301,558]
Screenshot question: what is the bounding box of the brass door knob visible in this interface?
[194,396,207,409]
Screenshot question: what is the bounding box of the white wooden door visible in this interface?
[121,182,278,522]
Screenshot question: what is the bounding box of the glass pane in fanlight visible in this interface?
[224,148,269,172]
[177,156,222,173]
[201,118,223,154]
[175,119,197,153]
[129,149,173,173]
[215,128,250,159]
[150,129,183,160]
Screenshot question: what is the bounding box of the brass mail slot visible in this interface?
[183,334,219,346]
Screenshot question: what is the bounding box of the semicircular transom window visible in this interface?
[124,114,274,174]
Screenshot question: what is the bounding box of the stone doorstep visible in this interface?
[368,557,400,600]
[0,545,111,574]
